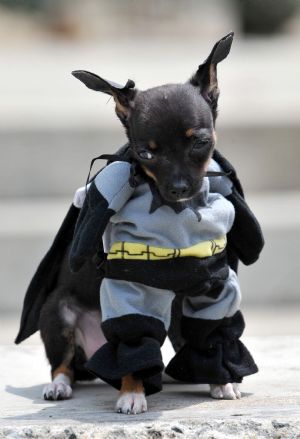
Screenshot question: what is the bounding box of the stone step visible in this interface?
[1,125,300,198]
[0,37,299,130]
[3,304,300,346]
[1,191,299,313]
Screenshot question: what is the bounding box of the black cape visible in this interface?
[15,146,264,345]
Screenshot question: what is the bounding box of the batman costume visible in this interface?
[15,146,264,396]
[73,147,262,395]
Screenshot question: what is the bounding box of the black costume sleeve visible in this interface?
[69,160,135,272]
[69,182,115,272]
[227,187,264,266]
[212,149,264,268]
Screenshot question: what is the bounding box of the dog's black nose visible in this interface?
[169,182,189,199]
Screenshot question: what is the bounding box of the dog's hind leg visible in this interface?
[116,374,147,415]
[44,363,74,401]
[39,289,76,400]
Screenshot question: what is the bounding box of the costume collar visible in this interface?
[148,179,209,221]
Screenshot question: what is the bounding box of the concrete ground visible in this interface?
[1,319,300,438]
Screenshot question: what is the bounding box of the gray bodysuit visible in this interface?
[71,158,258,395]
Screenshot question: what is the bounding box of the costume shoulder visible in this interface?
[212,149,265,269]
[69,160,135,272]
[15,204,80,344]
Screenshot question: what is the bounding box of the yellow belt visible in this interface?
[107,236,226,260]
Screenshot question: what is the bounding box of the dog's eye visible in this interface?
[138,151,154,160]
[192,138,210,150]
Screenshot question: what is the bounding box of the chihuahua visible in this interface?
[26,32,261,413]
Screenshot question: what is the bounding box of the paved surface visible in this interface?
[0,37,299,130]
[1,126,300,197]
[1,337,300,438]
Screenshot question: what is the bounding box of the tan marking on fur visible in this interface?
[209,64,218,90]
[61,327,76,363]
[204,151,214,173]
[52,365,74,383]
[62,326,74,338]
[212,129,217,144]
[112,93,129,119]
[148,140,157,150]
[115,100,128,116]
[50,325,76,382]
[142,166,157,182]
[120,374,144,395]
[185,128,195,138]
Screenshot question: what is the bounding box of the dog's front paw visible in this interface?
[116,392,147,414]
[210,383,241,400]
[43,382,72,400]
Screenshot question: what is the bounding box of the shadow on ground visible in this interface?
[4,381,233,423]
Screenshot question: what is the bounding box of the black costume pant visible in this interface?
[85,266,258,395]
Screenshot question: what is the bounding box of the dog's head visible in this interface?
[73,33,233,202]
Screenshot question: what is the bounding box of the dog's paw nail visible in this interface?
[233,383,241,399]
[116,392,147,415]
[223,383,238,400]
[57,383,72,399]
[210,384,223,399]
[43,383,56,401]
[43,382,72,401]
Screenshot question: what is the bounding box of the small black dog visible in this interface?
[15,32,264,413]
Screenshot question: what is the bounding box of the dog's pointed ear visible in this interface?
[190,32,234,118]
[72,70,136,123]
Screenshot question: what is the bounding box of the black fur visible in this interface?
[39,245,103,381]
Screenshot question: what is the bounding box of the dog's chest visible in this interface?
[103,181,234,251]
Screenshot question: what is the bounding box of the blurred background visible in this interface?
[1,0,300,344]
